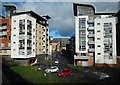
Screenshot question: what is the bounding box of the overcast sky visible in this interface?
[1,1,119,38]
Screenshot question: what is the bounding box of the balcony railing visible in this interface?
[88,48,95,52]
[87,19,94,24]
[88,27,94,30]
[74,55,90,60]
[88,41,94,44]
[88,34,94,37]
[19,47,25,49]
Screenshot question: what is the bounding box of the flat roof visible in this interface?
[73,3,116,16]
[12,10,46,21]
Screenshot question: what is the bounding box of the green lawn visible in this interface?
[10,66,69,83]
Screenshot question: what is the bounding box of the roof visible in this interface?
[13,11,45,21]
[73,3,116,16]
[114,10,120,16]
[12,11,50,26]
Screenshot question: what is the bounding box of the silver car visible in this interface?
[45,66,59,73]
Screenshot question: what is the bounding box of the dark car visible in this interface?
[57,68,73,77]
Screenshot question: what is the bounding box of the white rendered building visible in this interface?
[11,14,36,59]
[73,3,117,66]
[95,17,117,64]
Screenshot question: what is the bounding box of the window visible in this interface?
[97,23,100,25]
[81,53,86,56]
[33,29,35,32]
[79,18,86,28]
[14,20,16,22]
[97,53,101,55]
[33,36,35,38]
[1,43,4,47]
[33,49,35,52]
[97,45,101,47]
[14,35,16,37]
[13,49,15,51]
[14,27,16,29]
[9,36,11,40]
[13,42,16,44]
[97,30,100,32]
[8,43,11,47]
[97,38,101,40]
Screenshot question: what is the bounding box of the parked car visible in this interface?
[45,66,59,73]
[57,68,73,77]
[55,59,59,64]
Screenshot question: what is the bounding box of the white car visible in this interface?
[45,66,59,73]
[55,59,59,64]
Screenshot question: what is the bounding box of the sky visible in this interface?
[1,1,119,38]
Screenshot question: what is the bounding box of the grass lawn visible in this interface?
[10,66,69,83]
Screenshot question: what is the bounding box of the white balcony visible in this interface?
[89,48,95,52]
[89,53,94,56]
[19,35,25,39]
[88,27,94,30]
[88,34,94,37]
[0,32,2,36]
[88,41,94,44]
[88,19,94,23]
[74,55,90,60]
[2,32,7,35]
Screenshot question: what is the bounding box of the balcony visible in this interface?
[74,55,90,60]
[27,35,32,39]
[27,32,32,35]
[88,48,95,52]
[88,41,94,44]
[89,53,94,56]
[88,27,94,30]
[79,28,85,30]
[87,19,94,24]
[88,34,94,37]
[27,47,32,50]
[19,47,25,49]
[19,50,25,55]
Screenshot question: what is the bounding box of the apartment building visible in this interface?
[0,18,11,56]
[11,13,36,63]
[11,11,50,64]
[95,17,117,65]
[0,5,16,56]
[36,15,50,55]
[73,3,117,66]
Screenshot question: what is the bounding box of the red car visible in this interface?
[57,68,73,77]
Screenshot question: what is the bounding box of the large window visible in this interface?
[1,43,4,47]
[19,19,25,35]
[79,18,86,28]
[103,22,113,59]
[79,18,86,51]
